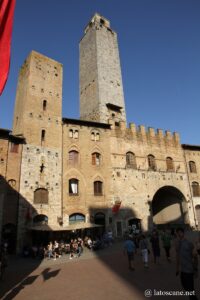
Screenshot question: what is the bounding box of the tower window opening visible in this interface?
[100,18,105,25]
[41,130,46,143]
[43,100,47,111]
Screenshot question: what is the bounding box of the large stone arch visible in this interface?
[151,186,188,226]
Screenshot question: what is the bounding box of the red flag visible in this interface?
[0,0,16,95]
[112,201,121,213]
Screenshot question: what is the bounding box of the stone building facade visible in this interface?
[0,13,200,252]
[0,130,24,251]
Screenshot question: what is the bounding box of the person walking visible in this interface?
[150,230,160,264]
[176,227,198,300]
[123,235,136,271]
[161,229,172,261]
[139,234,149,268]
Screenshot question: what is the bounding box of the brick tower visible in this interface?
[79,13,126,124]
[12,50,62,148]
[12,51,63,251]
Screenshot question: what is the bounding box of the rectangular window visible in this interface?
[10,143,19,153]
[94,181,103,195]
[41,130,45,141]
[74,130,79,139]
[69,179,78,195]
[92,153,100,166]
[69,151,78,164]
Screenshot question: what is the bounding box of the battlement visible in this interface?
[132,123,180,145]
[109,119,180,146]
[84,13,112,34]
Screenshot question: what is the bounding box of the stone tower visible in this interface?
[12,50,62,148]
[79,13,126,124]
[12,51,63,251]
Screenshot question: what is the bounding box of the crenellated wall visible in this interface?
[108,121,196,231]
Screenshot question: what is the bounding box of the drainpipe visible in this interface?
[61,122,64,226]
[0,138,9,245]
[183,149,198,228]
[16,142,23,254]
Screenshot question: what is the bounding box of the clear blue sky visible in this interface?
[0,0,200,145]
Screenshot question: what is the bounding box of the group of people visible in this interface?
[22,233,114,261]
[124,229,173,269]
[44,238,84,260]
[124,228,200,300]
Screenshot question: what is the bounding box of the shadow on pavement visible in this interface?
[0,179,199,299]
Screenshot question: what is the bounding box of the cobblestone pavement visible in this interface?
[0,239,199,300]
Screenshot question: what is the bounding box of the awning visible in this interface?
[29,222,103,231]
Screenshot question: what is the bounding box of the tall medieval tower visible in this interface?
[12,51,63,250]
[79,13,126,124]
[12,51,62,148]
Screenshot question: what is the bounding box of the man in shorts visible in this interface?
[176,227,198,300]
[123,235,136,270]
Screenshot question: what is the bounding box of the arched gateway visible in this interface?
[152,186,188,226]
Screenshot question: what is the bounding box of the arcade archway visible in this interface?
[94,212,105,236]
[152,186,188,226]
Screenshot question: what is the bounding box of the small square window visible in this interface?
[10,143,19,153]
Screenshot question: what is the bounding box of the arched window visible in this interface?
[69,179,79,195]
[69,213,85,224]
[33,214,48,225]
[34,188,48,204]
[69,129,73,138]
[69,150,79,164]
[94,181,103,196]
[91,131,100,141]
[69,128,79,139]
[148,154,156,171]
[189,161,197,173]
[126,152,136,168]
[96,132,100,141]
[74,130,79,139]
[166,157,174,171]
[192,182,200,197]
[92,152,101,166]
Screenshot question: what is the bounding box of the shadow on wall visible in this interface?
[0,178,195,299]
[0,175,61,299]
